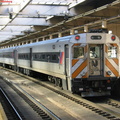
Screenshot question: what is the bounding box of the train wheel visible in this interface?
[54,77,58,86]
[51,77,55,83]
[58,78,62,87]
[48,76,51,82]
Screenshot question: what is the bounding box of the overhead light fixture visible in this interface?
[108,30,112,34]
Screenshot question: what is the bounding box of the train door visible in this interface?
[89,44,104,76]
[30,48,32,68]
[13,49,18,71]
[14,49,17,65]
[64,44,69,90]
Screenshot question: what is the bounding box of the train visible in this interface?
[0,29,119,97]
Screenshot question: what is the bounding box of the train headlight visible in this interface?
[107,71,112,75]
[111,35,116,41]
[75,35,80,40]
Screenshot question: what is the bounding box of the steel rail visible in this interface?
[6,79,61,120]
[0,87,23,120]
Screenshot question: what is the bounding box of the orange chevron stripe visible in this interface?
[72,59,79,67]
[113,58,118,65]
[82,72,88,78]
[72,59,87,78]
[72,43,81,46]
[105,58,118,77]
[110,44,118,47]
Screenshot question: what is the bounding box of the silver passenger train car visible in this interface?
[0,31,119,97]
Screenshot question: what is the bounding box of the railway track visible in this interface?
[1,78,60,120]
[107,98,120,109]
[31,81,120,120]
[86,97,120,120]
[0,87,23,120]
[1,67,120,120]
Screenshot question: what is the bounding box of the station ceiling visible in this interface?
[0,0,119,47]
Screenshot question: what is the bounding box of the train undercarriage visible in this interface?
[72,77,117,97]
[0,63,118,97]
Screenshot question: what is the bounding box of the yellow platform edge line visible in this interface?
[0,103,8,120]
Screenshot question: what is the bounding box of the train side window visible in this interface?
[33,53,40,60]
[26,54,29,60]
[52,54,57,61]
[18,54,21,59]
[73,47,84,59]
[108,46,117,58]
[38,54,41,60]
[46,54,51,62]
[34,54,37,59]
[41,54,45,60]
[50,53,59,63]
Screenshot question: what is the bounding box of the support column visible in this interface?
[43,37,45,41]
[49,35,53,39]
[70,29,74,35]
[84,25,88,33]
[58,33,62,38]
[36,38,39,42]
[102,20,107,28]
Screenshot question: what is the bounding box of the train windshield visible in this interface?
[90,46,100,58]
[89,44,103,76]
[73,47,84,59]
[108,46,117,58]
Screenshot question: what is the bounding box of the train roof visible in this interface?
[17,32,119,49]
[17,35,74,48]
[0,35,74,51]
[0,32,119,50]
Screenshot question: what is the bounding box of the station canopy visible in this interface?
[0,0,119,45]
